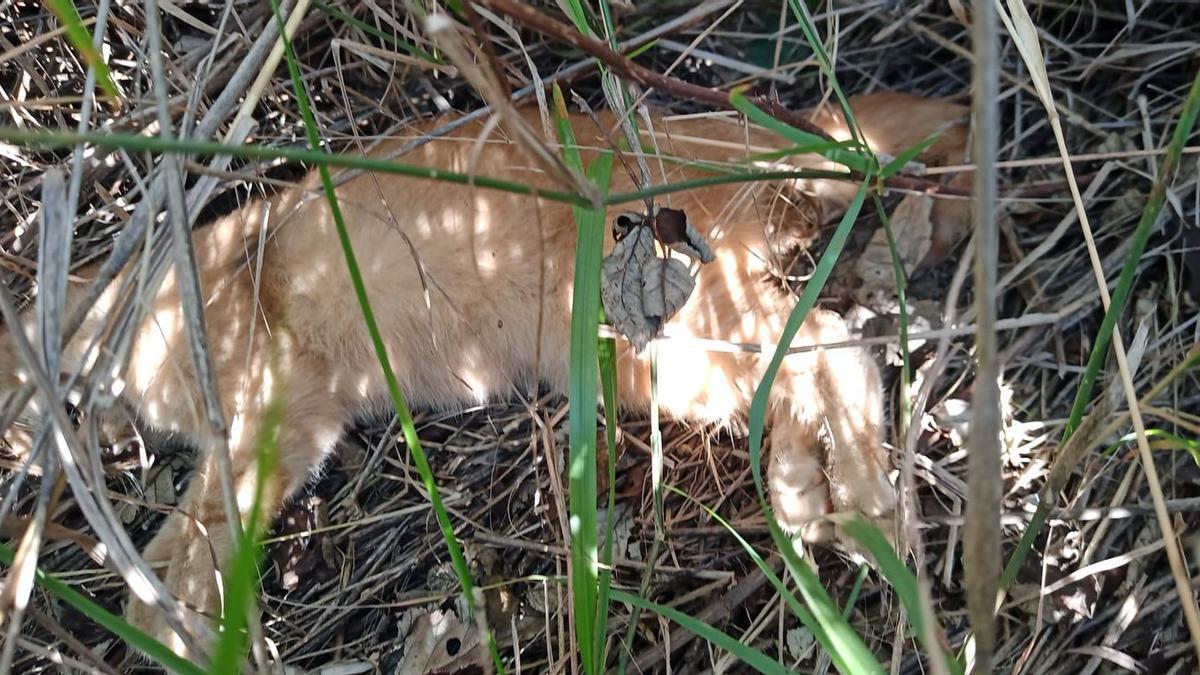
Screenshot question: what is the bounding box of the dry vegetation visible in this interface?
[1,0,1199,673]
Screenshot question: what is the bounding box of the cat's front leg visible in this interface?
[762,309,897,547]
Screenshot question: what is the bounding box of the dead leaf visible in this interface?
[786,625,816,661]
[602,223,655,351]
[602,209,712,351]
[653,207,714,263]
[397,609,481,674]
[855,193,933,309]
[642,258,695,328]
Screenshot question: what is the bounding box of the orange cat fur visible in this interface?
[0,92,969,658]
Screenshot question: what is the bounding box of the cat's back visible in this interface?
[254,107,775,405]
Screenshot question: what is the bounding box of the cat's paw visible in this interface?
[767,449,834,543]
[829,460,897,522]
[768,416,898,551]
[826,459,901,563]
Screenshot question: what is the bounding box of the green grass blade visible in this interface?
[744,180,867,498]
[766,519,882,674]
[553,83,614,675]
[663,486,826,642]
[584,3,630,660]
[784,0,862,145]
[0,544,203,675]
[609,589,794,675]
[1101,429,1200,465]
[595,329,619,660]
[729,89,869,173]
[605,168,851,205]
[880,133,943,179]
[626,40,657,59]
[0,126,863,211]
[842,564,869,619]
[840,517,965,675]
[1002,64,1200,590]
[747,141,860,164]
[560,0,595,37]
[44,0,120,101]
[872,195,914,428]
[1060,68,1200,443]
[265,1,502,671]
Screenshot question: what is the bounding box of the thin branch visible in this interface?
[472,0,832,139]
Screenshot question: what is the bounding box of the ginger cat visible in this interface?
[0,92,968,659]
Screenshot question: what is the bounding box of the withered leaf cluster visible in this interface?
[601,207,714,351]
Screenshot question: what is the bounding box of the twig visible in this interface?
[473,0,832,140]
[424,13,600,205]
[461,0,512,97]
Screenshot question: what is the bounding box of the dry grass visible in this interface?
[1,1,1199,672]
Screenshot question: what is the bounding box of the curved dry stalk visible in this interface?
[424,12,600,206]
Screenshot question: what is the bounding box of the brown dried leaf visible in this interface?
[655,207,714,263]
[601,213,710,351]
[602,224,657,351]
[855,193,933,309]
[642,257,694,326]
[397,609,480,674]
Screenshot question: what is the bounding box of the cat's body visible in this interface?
[0,92,968,658]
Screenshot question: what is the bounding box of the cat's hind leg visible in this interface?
[125,339,352,660]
